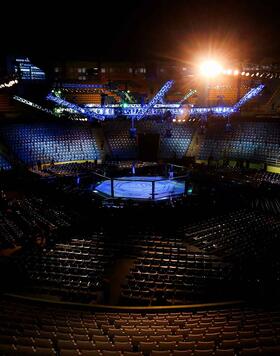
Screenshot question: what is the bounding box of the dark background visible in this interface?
[138,133,160,161]
[1,0,280,64]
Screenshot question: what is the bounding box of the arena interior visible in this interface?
[0,52,280,356]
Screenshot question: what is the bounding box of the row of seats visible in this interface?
[0,298,279,355]
[199,122,280,163]
[0,123,101,166]
[102,120,194,160]
[2,119,280,166]
[63,88,121,105]
[0,195,72,250]
[207,84,250,106]
[120,233,231,305]
[10,205,279,304]
[183,209,280,258]
[22,235,115,302]
[250,172,280,186]
[0,154,11,170]
[44,161,158,177]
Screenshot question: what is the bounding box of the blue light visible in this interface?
[95,176,185,200]
[46,93,105,120]
[189,85,264,118]
[179,89,197,105]
[136,80,174,120]
[45,83,264,121]
[14,96,54,115]
[232,84,265,111]
[62,83,106,89]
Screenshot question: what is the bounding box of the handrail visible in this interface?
[4,293,245,313]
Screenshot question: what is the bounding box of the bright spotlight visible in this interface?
[199,60,222,77]
[233,70,239,76]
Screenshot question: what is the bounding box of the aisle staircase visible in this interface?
[91,127,108,162]
[186,128,205,159]
[263,84,280,112]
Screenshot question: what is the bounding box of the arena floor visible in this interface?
[94,176,185,200]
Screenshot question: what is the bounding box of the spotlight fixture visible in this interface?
[199,60,223,77]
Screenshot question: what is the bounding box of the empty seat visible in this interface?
[35,347,56,356]
[239,338,258,348]
[57,340,76,350]
[193,350,214,356]
[239,348,261,355]
[95,342,115,351]
[258,336,276,346]
[177,341,195,350]
[173,351,192,356]
[15,345,35,354]
[60,351,80,356]
[114,342,133,351]
[261,345,280,355]
[0,344,16,354]
[220,339,239,349]
[79,351,100,356]
[166,335,183,342]
[196,341,215,350]
[151,352,170,356]
[33,338,53,348]
[215,349,235,356]
[139,341,158,353]
[76,341,95,350]
[114,336,131,343]
[101,351,122,356]
[158,341,176,350]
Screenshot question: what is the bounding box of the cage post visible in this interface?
[152,180,155,200]
[111,178,114,198]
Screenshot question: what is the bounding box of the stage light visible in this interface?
[246,72,250,76]
[226,69,232,75]
[199,60,222,77]
[241,72,245,76]
[187,186,193,195]
[234,70,239,76]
